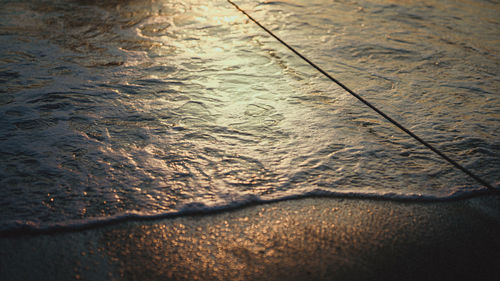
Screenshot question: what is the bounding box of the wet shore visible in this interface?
[1,195,499,281]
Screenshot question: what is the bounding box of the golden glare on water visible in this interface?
[0,0,498,228]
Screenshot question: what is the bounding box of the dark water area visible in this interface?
[0,0,499,230]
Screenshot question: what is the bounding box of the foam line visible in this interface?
[0,188,491,237]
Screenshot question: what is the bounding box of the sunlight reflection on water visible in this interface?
[0,0,498,227]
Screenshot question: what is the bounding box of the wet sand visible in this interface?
[1,195,499,281]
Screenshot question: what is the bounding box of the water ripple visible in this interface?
[0,0,498,228]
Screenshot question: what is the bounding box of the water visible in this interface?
[0,0,498,231]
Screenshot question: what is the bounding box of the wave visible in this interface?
[0,187,491,237]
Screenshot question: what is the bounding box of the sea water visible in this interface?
[0,0,498,232]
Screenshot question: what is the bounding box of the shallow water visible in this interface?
[0,0,499,230]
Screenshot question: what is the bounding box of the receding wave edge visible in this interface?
[0,188,492,237]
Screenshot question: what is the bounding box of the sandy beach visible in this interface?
[1,195,499,281]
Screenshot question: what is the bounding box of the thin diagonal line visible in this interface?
[227,0,498,194]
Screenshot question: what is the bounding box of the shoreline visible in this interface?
[1,195,499,281]
[0,189,494,238]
